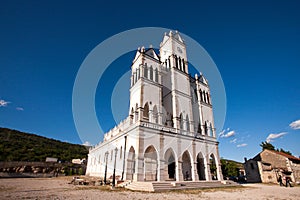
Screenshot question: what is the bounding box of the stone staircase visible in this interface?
[122,180,238,192]
[123,181,154,192]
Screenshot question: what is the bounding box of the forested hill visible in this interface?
[0,127,88,162]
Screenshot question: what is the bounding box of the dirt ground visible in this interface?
[0,177,299,200]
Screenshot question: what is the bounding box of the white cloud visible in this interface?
[266,132,287,143]
[237,143,247,148]
[230,138,237,143]
[0,99,10,107]
[219,130,225,136]
[83,141,92,146]
[290,119,300,130]
[16,107,24,111]
[220,129,235,138]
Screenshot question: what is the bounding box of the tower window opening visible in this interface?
[150,66,153,81]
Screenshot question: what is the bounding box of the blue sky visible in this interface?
[0,0,299,162]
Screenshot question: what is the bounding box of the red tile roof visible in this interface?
[268,150,300,161]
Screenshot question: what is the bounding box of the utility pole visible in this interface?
[121,135,127,180]
[112,147,118,188]
[104,151,109,185]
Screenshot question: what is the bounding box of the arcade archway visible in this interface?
[144,145,158,181]
[182,151,192,181]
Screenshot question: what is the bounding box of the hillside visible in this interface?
[0,128,88,162]
[220,158,244,178]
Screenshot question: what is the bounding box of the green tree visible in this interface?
[260,142,275,151]
[278,148,292,155]
[260,141,293,156]
[221,159,239,178]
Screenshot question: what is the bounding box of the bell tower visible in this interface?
[129,46,163,124]
[160,31,194,133]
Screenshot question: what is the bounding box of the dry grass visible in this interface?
[0,185,15,192]
[165,185,247,194]
[75,184,128,192]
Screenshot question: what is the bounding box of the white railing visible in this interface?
[90,117,217,151]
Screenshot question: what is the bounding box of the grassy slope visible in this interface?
[0,127,88,162]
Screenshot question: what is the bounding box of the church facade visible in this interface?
[86,31,223,182]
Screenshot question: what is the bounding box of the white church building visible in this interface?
[86,31,223,182]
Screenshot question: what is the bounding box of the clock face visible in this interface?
[177,46,183,54]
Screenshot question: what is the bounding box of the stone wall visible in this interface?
[0,161,86,178]
[244,159,261,183]
[260,150,287,169]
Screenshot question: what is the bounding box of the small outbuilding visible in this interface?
[244,149,300,183]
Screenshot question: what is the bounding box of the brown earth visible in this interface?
[0,177,299,200]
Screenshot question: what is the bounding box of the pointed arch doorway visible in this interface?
[144,145,158,181]
[164,148,176,180]
[210,154,219,180]
[196,153,206,180]
[182,151,192,181]
[126,146,135,180]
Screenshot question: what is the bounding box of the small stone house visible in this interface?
[244,149,300,183]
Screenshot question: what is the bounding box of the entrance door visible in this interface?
[182,151,192,181]
[144,146,158,181]
[196,153,206,180]
[168,155,175,179]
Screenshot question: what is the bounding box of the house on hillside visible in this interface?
[244,149,300,183]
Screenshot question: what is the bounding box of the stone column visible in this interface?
[135,132,145,181]
[138,107,143,121]
[140,64,144,77]
[149,110,153,123]
[191,161,196,181]
[215,145,223,181]
[135,157,144,181]
[159,135,165,181]
[206,163,212,181]
[176,138,183,181]
[194,162,199,181]
[192,142,197,181]
[177,160,184,181]
[158,112,163,125]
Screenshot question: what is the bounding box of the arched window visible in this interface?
[155,68,158,82]
[199,90,203,102]
[203,91,207,103]
[207,93,210,104]
[153,105,158,124]
[182,59,186,73]
[143,102,149,121]
[179,113,184,130]
[210,123,213,137]
[136,68,140,80]
[144,65,148,79]
[175,56,178,69]
[186,115,190,131]
[193,89,198,103]
[204,122,208,135]
[150,66,153,80]
[179,57,182,70]
[197,122,202,134]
